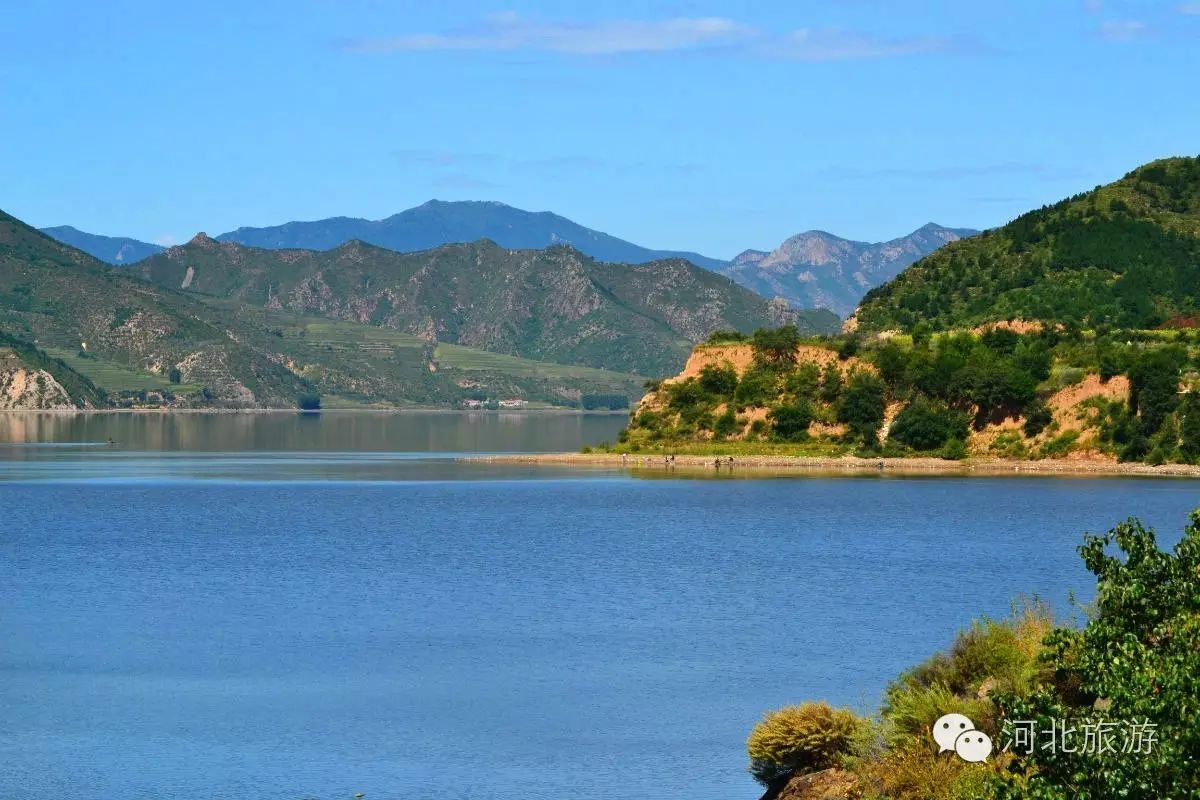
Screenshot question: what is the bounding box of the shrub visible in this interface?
[1038,430,1080,458]
[698,364,738,398]
[785,361,822,401]
[819,362,843,403]
[838,372,886,445]
[297,392,322,411]
[705,329,746,344]
[713,408,738,439]
[666,378,708,411]
[751,325,801,368]
[940,437,967,460]
[1022,400,1053,437]
[734,365,778,409]
[167,366,182,384]
[747,702,861,784]
[889,398,969,452]
[769,400,813,442]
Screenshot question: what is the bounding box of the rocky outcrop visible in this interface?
[759,769,858,800]
[0,355,78,409]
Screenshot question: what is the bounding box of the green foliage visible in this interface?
[855,157,1200,333]
[889,398,970,452]
[990,512,1200,798]
[734,364,779,409]
[769,400,814,442]
[1128,346,1186,433]
[713,407,738,439]
[1180,395,1200,462]
[698,364,738,398]
[784,361,822,401]
[819,361,843,403]
[167,366,182,384]
[705,329,746,344]
[747,702,861,784]
[0,330,106,407]
[580,393,630,410]
[837,371,886,445]
[1022,400,1053,437]
[751,325,801,369]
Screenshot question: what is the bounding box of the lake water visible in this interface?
[2,413,1197,800]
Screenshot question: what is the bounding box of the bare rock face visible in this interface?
[760,768,859,800]
[0,359,76,410]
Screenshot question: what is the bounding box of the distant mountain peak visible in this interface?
[719,223,978,317]
[215,201,728,271]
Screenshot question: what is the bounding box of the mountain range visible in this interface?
[853,156,1200,332]
[720,223,978,317]
[216,200,730,270]
[134,234,831,378]
[3,207,831,408]
[40,203,974,319]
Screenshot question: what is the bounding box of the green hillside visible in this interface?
[0,211,659,408]
[0,330,106,408]
[135,235,837,377]
[0,210,312,407]
[854,156,1200,332]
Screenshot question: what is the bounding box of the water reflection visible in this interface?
[0,411,628,454]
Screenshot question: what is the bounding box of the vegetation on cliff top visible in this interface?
[749,511,1200,800]
[854,157,1200,333]
[609,322,1200,466]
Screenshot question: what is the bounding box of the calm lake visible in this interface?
[2,412,1196,800]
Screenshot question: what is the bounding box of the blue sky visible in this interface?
[2,1,1198,258]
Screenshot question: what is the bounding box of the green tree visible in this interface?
[698,364,738,399]
[769,400,814,442]
[1180,395,1200,463]
[819,362,843,403]
[751,325,801,369]
[888,398,969,451]
[1022,399,1053,437]
[837,372,886,445]
[297,392,322,411]
[734,365,778,409]
[991,512,1200,798]
[785,361,822,401]
[1128,347,1186,433]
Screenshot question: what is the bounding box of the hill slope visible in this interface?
[0,210,313,406]
[136,235,836,377]
[0,330,106,409]
[854,157,1200,332]
[720,223,976,317]
[217,200,728,270]
[40,225,164,264]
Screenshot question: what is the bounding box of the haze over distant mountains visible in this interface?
[216,200,729,271]
[720,223,978,317]
[38,225,165,265]
[40,202,977,318]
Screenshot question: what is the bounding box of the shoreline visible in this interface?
[468,452,1200,477]
[0,408,630,416]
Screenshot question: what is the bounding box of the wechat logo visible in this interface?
[933,713,993,763]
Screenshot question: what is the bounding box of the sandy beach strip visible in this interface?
[466,452,1200,477]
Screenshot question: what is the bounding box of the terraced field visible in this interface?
[43,348,197,393]
[434,343,642,388]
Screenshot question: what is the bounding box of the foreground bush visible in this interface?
[889,398,970,452]
[747,701,860,784]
